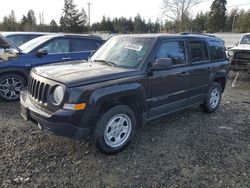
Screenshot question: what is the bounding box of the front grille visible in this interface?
[28,77,51,105]
[235,52,250,60]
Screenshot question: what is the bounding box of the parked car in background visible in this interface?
[228,33,250,73]
[1,32,48,47]
[20,34,229,154]
[0,34,104,101]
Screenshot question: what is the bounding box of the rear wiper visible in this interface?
[93,59,117,67]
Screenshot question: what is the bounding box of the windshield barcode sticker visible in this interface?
[125,44,143,51]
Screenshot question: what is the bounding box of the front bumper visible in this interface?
[20,91,92,139]
[230,60,250,73]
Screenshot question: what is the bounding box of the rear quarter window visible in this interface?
[208,40,225,61]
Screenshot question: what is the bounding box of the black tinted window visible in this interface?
[156,41,186,65]
[42,38,69,54]
[189,41,209,62]
[209,40,225,60]
[71,39,100,52]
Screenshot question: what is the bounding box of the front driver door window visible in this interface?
[32,38,70,67]
[155,41,186,66]
[42,38,69,54]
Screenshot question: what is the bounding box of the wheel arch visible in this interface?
[213,77,226,92]
[0,70,29,85]
[90,84,147,126]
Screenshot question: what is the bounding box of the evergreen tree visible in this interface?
[2,10,18,31]
[208,0,227,32]
[60,0,88,33]
[192,12,209,32]
[225,8,238,32]
[133,14,146,33]
[49,20,59,32]
[235,9,250,33]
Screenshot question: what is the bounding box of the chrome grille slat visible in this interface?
[28,76,51,106]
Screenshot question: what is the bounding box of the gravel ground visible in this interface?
[0,72,250,188]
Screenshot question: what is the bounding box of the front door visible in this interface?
[148,39,191,118]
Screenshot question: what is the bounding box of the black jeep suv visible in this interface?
[20,34,229,154]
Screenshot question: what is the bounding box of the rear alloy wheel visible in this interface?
[204,82,222,113]
[0,74,25,101]
[92,105,136,154]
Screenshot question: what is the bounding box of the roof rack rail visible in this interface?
[180,32,216,38]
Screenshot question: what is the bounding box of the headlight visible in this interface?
[52,86,64,104]
[228,51,234,57]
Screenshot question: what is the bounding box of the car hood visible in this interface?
[33,60,140,87]
[230,44,250,51]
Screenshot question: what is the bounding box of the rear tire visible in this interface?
[203,82,222,113]
[91,105,136,154]
[0,74,26,102]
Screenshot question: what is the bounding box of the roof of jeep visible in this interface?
[115,33,220,40]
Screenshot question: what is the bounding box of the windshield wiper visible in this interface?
[93,59,117,67]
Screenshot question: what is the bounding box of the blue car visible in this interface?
[1,32,49,47]
[0,34,104,101]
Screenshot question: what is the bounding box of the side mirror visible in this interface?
[36,49,48,57]
[151,58,173,70]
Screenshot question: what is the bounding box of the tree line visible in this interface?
[0,0,250,34]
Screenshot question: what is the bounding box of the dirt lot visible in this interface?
[0,72,250,188]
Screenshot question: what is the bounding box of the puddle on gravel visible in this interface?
[218,126,233,130]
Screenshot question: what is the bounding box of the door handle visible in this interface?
[180,72,190,76]
[62,57,71,61]
[207,67,213,71]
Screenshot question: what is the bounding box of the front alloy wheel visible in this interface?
[0,75,25,101]
[92,105,136,154]
[104,114,132,148]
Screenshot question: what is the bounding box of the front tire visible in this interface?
[203,82,222,113]
[91,105,136,154]
[0,74,26,101]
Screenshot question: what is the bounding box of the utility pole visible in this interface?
[232,14,236,33]
[86,2,92,29]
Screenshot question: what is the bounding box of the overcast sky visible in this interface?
[0,0,250,24]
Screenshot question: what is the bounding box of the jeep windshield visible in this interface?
[91,36,153,68]
[240,34,250,45]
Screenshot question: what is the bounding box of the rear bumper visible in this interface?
[20,91,91,139]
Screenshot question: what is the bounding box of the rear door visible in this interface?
[186,39,211,104]
[148,39,192,118]
[187,39,226,105]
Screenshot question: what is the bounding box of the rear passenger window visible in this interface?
[156,41,186,65]
[189,41,209,63]
[71,39,99,52]
[208,40,225,60]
